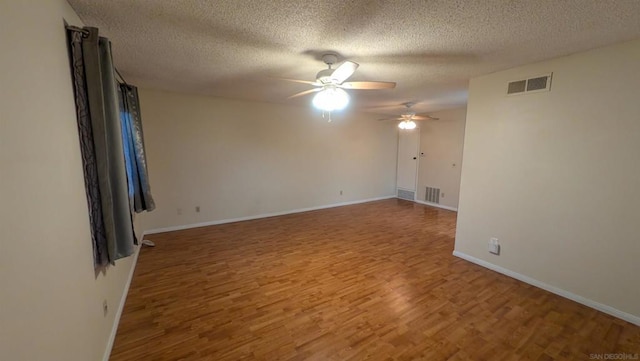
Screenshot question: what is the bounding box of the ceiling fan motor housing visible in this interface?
[316,68,335,84]
[316,54,341,84]
[402,103,416,118]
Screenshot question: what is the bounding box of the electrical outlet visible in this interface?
[441,192,445,198]
[103,300,108,316]
[340,190,343,195]
[177,208,182,215]
[195,206,200,213]
[488,237,500,255]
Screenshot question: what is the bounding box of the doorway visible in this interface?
[396,129,419,200]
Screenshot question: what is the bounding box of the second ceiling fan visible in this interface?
[378,102,439,129]
[285,54,396,112]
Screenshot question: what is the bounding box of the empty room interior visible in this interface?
[2,1,640,360]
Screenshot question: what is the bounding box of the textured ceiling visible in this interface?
[67,0,640,116]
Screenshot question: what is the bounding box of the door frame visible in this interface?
[396,127,420,201]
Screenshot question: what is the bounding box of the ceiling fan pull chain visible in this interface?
[322,111,333,122]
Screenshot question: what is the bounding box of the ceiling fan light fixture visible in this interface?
[312,86,349,112]
[398,120,416,130]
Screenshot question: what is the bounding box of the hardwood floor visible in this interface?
[110,199,640,360]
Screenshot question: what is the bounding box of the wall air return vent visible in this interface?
[397,189,415,201]
[507,80,526,94]
[425,186,440,204]
[507,73,552,96]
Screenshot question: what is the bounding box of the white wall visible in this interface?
[455,39,640,322]
[137,89,398,231]
[0,1,142,360]
[416,107,466,209]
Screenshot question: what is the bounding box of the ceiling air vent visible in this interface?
[507,73,552,96]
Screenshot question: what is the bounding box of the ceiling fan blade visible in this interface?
[413,115,439,120]
[330,61,359,83]
[363,104,407,112]
[287,88,321,99]
[377,117,404,121]
[278,78,322,86]
[341,81,396,89]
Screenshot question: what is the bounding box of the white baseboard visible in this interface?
[145,195,397,235]
[102,243,143,361]
[414,199,458,212]
[452,250,640,326]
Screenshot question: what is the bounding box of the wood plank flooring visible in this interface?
[110,199,640,360]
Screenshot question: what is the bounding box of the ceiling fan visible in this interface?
[378,102,439,129]
[284,54,396,112]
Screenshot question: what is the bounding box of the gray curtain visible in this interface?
[68,27,136,266]
[68,29,109,266]
[119,84,155,213]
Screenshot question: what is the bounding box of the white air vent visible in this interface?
[507,73,552,95]
[507,80,526,94]
[425,186,440,204]
[397,189,415,201]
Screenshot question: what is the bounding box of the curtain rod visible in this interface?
[66,25,130,86]
[66,25,89,37]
